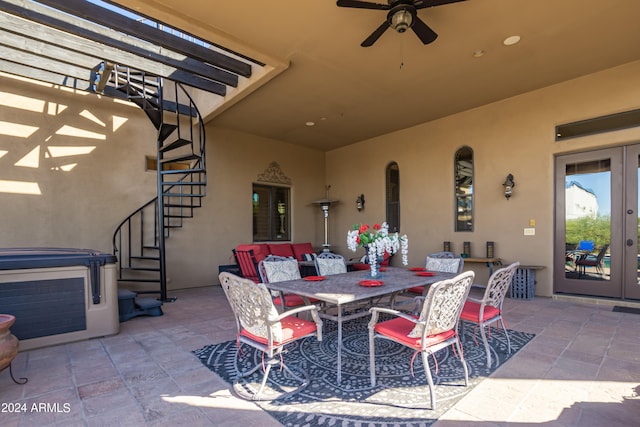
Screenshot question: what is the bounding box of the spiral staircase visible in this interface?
[0,0,285,301]
[100,64,206,302]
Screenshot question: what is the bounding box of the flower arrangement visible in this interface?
[347,222,408,277]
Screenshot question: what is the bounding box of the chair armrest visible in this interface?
[369,306,420,324]
[279,303,318,319]
[466,296,483,303]
[391,295,425,315]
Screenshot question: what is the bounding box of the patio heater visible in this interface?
[312,185,339,252]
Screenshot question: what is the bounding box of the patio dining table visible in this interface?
[264,266,454,384]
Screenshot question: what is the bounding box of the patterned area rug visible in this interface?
[193,316,535,427]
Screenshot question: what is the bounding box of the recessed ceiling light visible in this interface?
[503,35,521,46]
[305,121,315,127]
[473,49,485,58]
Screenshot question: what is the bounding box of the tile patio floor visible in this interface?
[1,285,639,426]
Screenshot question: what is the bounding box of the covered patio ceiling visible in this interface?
[3,1,640,151]
[115,0,640,151]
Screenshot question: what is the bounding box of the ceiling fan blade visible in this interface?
[336,0,390,10]
[361,20,390,47]
[411,17,438,44]
[414,0,467,10]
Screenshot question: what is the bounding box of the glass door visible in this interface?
[624,145,640,299]
[555,145,640,300]
[555,148,621,298]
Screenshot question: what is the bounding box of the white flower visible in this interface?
[347,222,409,274]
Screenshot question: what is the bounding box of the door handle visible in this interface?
[627,239,634,247]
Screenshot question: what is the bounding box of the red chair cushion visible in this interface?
[268,244,295,258]
[240,315,317,345]
[273,294,320,307]
[460,301,501,323]
[374,316,456,349]
[407,285,424,294]
[235,244,267,263]
[292,243,314,261]
[352,263,370,271]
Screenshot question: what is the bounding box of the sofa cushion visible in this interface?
[292,242,315,261]
[268,243,295,258]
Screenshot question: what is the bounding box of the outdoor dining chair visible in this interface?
[406,251,465,295]
[258,255,320,310]
[459,262,519,368]
[576,244,609,277]
[216,272,322,401]
[369,271,474,410]
[314,252,347,276]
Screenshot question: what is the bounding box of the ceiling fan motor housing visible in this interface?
[388,5,415,33]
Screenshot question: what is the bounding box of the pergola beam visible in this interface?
[36,0,253,77]
[0,10,228,95]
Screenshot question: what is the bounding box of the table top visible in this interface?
[264,266,454,306]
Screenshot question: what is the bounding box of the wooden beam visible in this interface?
[0,0,242,85]
[0,11,227,95]
[0,1,236,91]
[36,0,253,77]
[0,28,102,69]
[0,58,91,89]
[0,44,95,82]
[0,1,239,86]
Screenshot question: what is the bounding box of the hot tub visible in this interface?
[0,248,119,350]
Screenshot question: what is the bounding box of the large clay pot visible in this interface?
[0,314,19,372]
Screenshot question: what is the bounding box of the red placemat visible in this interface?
[409,267,426,271]
[304,276,325,281]
[359,280,384,287]
[416,271,436,276]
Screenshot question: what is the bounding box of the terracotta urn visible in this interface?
[0,314,19,372]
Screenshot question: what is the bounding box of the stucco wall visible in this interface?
[326,60,640,296]
[0,74,326,291]
[163,126,326,288]
[4,60,640,296]
[0,74,157,252]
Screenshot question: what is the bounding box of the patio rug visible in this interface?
[193,317,535,427]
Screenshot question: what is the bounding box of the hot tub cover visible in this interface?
[0,248,117,304]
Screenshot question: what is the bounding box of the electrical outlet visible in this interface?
[524,228,535,236]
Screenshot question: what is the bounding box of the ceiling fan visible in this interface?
[336,0,466,47]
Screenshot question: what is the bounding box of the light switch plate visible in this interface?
[524,228,535,236]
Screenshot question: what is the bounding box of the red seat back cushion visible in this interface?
[273,294,320,307]
[240,316,317,345]
[235,244,267,262]
[268,243,295,258]
[292,243,315,261]
[460,301,501,323]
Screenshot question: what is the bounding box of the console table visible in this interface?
[464,257,502,275]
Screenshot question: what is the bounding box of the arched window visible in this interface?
[386,162,400,232]
[455,147,474,232]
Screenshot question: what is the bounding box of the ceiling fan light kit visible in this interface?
[336,0,466,47]
[390,7,413,32]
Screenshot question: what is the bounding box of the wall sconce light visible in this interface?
[356,194,365,211]
[503,173,515,200]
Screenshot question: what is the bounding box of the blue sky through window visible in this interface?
[567,172,611,217]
